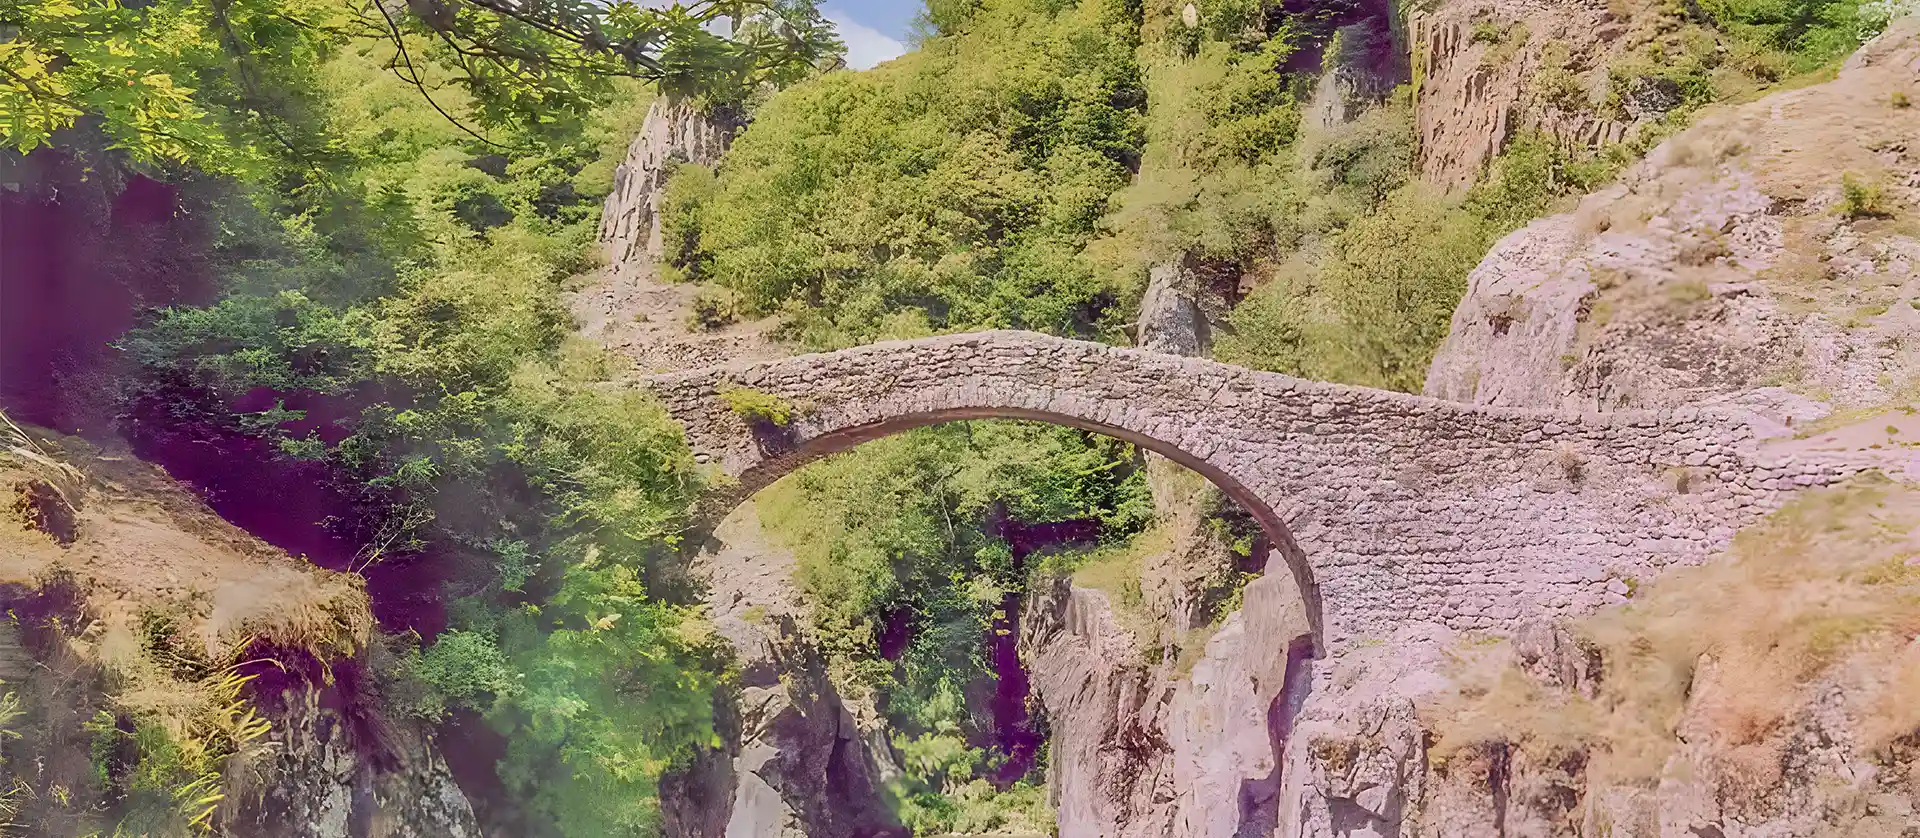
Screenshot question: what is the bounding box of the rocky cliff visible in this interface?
[1260,18,1920,838]
[1024,17,1920,838]
[596,99,735,282]
[1012,256,1318,838]
[669,505,902,838]
[1411,0,1640,189]
[1427,17,1920,424]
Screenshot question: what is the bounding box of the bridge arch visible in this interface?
[724,402,1323,646]
[638,330,1826,652]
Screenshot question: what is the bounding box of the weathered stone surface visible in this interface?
[1425,17,1920,417]
[670,505,902,838]
[1410,0,1636,190]
[231,688,479,838]
[1019,580,1175,838]
[638,330,1875,652]
[1163,567,1315,838]
[597,99,733,275]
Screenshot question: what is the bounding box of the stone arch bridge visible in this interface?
[637,331,1866,651]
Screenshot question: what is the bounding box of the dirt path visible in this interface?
[562,258,785,375]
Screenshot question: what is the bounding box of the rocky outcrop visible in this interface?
[1408,0,1698,189]
[709,621,901,838]
[1020,580,1174,837]
[570,98,779,374]
[233,689,479,838]
[1008,256,1314,838]
[1426,17,1920,422]
[1255,23,1920,838]
[1019,545,1317,838]
[1270,609,1920,837]
[597,99,734,277]
[665,505,902,838]
[581,99,881,838]
[1162,570,1315,838]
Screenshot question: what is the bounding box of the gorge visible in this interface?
[1,0,1918,836]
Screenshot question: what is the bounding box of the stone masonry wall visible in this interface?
[637,330,1876,651]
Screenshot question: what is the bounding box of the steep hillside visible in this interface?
[0,418,475,836]
[4,0,1917,836]
[1429,17,1920,423]
[595,2,1920,837]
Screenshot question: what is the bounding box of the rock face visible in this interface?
[1018,552,1315,838]
[1231,19,1920,838]
[667,505,902,838]
[1162,570,1315,838]
[570,98,779,374]
[597,99,734,277]
[1012,257,1325,838]
[1409,0,1697,190]
[581,98,891,838]
[1426,18,1920,419]
[1267,616,1920,837]
[714,629,900,838]
[233,688,480,838]
[1019,581,1174,837]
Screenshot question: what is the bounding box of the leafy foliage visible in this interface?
[390,0,843,121]
[87,669,274,836]
[0,0,840,174]
[721,387,795,426]
[665,0,1147,348]
[0,0,339,174]
[106,32,718,836]
[1213,133,1571,390]
[759,421,1150,828]
[1697,0,1905,72]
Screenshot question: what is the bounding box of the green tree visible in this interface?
[0,0,841,173]
[669,0,1146,348]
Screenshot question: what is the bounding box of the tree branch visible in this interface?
[373,0,519,151]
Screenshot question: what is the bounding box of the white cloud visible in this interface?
[824,8,907,70]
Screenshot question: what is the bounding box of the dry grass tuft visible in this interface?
[203,566,372,663]
[1,410,84,516]
[1433,474,1920,783]
[0,419,376,831]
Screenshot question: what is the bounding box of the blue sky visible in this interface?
[640,1,918,70]
[822,1,918,69]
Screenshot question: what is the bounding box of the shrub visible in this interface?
[721,387,795,427]
[402,630,521,721]
[1893,91,1912,108]
[688,288,739,331]
[1698,0,1902,73]
[1841,173,1891,218]
[1534,65,1589,112]
[658,162,718,281]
